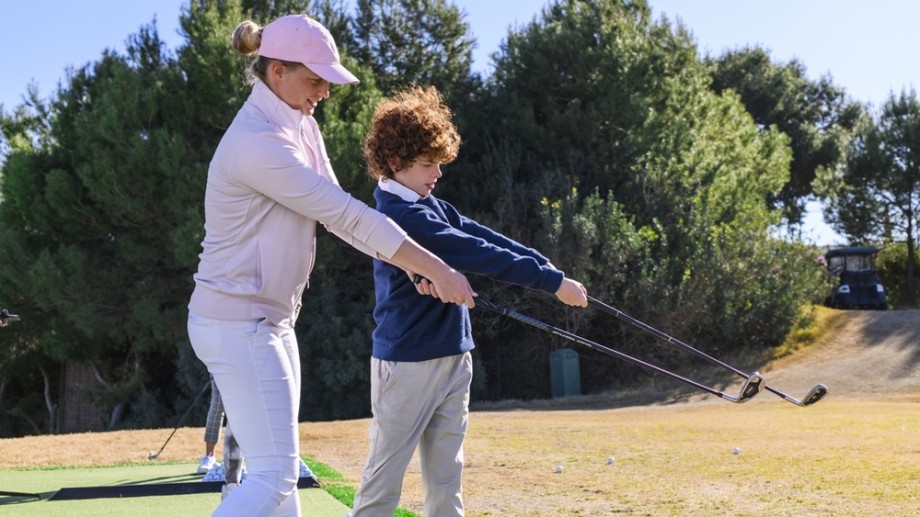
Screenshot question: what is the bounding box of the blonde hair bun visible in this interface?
[231,20,262,55]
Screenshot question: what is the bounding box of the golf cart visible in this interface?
[823,246,887,310]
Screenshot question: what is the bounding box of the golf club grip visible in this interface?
[474,298,732,400]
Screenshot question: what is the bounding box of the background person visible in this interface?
[187,15,476,517]
[200,386,317,497]
[197,378,247,498]
[197,377,223,474]
[352,85,588,516]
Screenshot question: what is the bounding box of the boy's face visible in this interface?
[393,157,443,198]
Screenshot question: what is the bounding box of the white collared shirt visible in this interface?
[378,178,422,203]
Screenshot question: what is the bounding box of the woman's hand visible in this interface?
[390,237,476,307]
[412,272,476,307]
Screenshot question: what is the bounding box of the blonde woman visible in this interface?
[187,15,475,517]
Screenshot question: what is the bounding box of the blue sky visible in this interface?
[0,0,547,109]
[3,1,917,244]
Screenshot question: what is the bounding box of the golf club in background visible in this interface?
[148,379,212,460]
[0,308,20,327]
[475,298,764,404]
[586,296,828,407]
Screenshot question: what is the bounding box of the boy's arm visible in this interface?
[399,208,563,295]
[386,235,477,307]
[422,203,586,306]
[455,213,551,265]
[379,195,583,305]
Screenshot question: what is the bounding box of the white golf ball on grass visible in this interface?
[554,465,564,473]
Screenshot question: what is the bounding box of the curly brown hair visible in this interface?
[364,85,461,181]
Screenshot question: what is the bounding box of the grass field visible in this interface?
[458,396,920,516]
[4,395,916,516]
[1,308,918,516]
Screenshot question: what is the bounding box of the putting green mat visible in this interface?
[0,463,351,516]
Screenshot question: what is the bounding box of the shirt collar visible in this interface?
[250,80,305,129]
[378,178,422,203]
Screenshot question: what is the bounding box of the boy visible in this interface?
[352,85,587,516]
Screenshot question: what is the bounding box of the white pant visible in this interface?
[188,313,301,517]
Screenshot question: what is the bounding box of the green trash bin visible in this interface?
[550,348,581,398]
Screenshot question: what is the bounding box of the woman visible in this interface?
[187,14,475,517]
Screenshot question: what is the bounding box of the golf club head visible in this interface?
[799,384,828,406]
[0,310,19,327]
[148,451,158,460]
[737,372,765,403]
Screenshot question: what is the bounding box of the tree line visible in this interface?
[0,0,916,437]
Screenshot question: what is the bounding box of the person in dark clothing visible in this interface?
[352,85,588,516]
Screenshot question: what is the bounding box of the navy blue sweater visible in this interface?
[372,187,565,361]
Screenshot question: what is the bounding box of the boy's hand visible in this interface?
[555,278,588,307]
[411,273,436,297]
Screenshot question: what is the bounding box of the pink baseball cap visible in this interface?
[259,14,359,85]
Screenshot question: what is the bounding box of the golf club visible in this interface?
[148,379,212,460]
[587,296,828,407]
[475,298,764,404]
[0,308,20,327]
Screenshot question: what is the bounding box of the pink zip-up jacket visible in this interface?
[189,81,407,328]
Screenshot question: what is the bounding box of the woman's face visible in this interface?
[394,157,443,198]
[271,62,330,116]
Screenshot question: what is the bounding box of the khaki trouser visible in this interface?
[353,352,473,517]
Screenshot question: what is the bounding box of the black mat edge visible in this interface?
[48,476,320,500]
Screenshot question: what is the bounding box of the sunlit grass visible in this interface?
[771,304,845,359]
[306,457,419,517]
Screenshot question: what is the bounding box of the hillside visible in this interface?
[762,308,920,397]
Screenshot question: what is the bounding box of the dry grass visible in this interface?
[2,396,918,516]
[2,309,919,516]
[771,304,847,360]
[303,395,920,517]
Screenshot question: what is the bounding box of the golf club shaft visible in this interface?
[475,298,760,403]
[150,379,211,458]
[587,296,826,406]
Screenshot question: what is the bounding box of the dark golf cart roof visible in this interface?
[824,246,879,258]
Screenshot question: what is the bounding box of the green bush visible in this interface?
[877,242,920,307]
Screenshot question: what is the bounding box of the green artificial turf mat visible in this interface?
[0,463,351,516]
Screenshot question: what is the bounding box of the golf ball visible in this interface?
[607,456,615,465]
[732,447,741,455]
[554,465,564,473]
